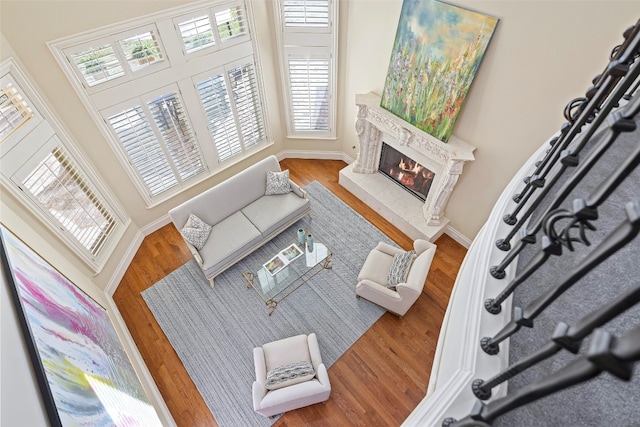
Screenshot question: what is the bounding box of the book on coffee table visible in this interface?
[263,244,303,276]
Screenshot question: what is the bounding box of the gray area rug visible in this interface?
[142,181,392,427]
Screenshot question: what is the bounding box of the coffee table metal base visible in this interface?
[243,254,332,315]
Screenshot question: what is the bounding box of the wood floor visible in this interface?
[113,159,467,427]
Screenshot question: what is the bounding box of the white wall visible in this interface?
[339,0,638,239]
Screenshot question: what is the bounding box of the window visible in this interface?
[21,145,118,257]
[0,58,128,272]
[274,0,337,138]
[49,0,269,205]
[195,60,264,161]
[105,88,206,197]
[282,0,329,27]
[0,80,35,142]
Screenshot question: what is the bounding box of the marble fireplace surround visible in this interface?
[339,92,476,242]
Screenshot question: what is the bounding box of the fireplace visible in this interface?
[338,92,476,242]
[378,143,435,202]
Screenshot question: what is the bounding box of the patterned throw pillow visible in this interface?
[265,169,291,195]
[265,360,315,390]
[386,250,416,289]
[180,214,212,251]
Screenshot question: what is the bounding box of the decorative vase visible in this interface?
[306,233,314,252]
[297,228,306,246]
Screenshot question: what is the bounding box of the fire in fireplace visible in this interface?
[378,143,435,202]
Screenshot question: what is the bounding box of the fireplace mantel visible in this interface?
[339,92,476,242]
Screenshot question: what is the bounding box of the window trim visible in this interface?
[0,58,130,273]
[273,0,338,139]
[48,0,271,207]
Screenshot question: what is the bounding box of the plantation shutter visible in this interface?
[177,14,216,54]
[107,90,206,197]
[1,58,127,270]
[20,145,118,257]
[282,0,330,28]
[196,61,266,162]
[288,56,329,132]
[275,0,336,138]
[108,106,178,196]
[146,92,205,181]
[215,4,248,44]
[0,80,35,142]
[197,72,241,162]
[69,44,124,88]
[230,62,265,149]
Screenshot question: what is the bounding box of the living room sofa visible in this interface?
[169,155,311,286]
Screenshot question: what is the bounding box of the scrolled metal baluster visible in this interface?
[474,282,640,400]
[448,325,640,426]
[481,201,640,355]
[491,81,640,274]
[497,24,640,250]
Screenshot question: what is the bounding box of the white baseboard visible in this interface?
[105,216,172,296]
[276,149,353,164]
[105,297,177,426]
[105,230,144,296]
[141,214,172,236]
[444,224,472,248]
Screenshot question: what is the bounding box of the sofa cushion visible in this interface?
[358,248,395,284]
[180,214,212,250]
[265,170,291,195]
[168,155,283,230]
[265,361,315,391]
[198,211,262,275]
[241,193,310,234]
[386,250,416,288]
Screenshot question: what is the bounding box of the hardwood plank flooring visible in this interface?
[113,159,467,426]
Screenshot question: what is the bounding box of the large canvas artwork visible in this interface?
[381,0,498,142]
[0,226,162,427]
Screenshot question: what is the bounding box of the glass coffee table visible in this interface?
[242,240,332,315]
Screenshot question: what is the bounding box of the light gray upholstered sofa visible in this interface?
[168,155,311,286]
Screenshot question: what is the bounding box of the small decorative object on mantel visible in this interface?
[306,233,314,252]
[297,228,306,246]
[380,0,499,143]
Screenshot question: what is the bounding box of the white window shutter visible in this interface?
[21,145,118,257]
[288,56,330,132]
[229,62,265,149]
[1,57,127,271]
[282,0,330,28]
[196,61,266,163]
[0,80,36,143]
[275,0,337,138]
[107,90,206,197]
[197,72,241,162]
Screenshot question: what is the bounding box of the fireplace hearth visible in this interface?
[379,143,435,202]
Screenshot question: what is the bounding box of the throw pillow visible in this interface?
[386,250,416,289]
[180,214,212,251]
[265,169,291,195]
[265,360,315,391]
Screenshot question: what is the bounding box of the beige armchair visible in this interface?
[356,239,436,318]
[252,333,331,418]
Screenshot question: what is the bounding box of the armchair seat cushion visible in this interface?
[357,248,395,284]
[356,239,436,317]
[253,333,331,418]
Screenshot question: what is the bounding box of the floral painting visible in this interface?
[381,0,498,142]
[0,226,161,427]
